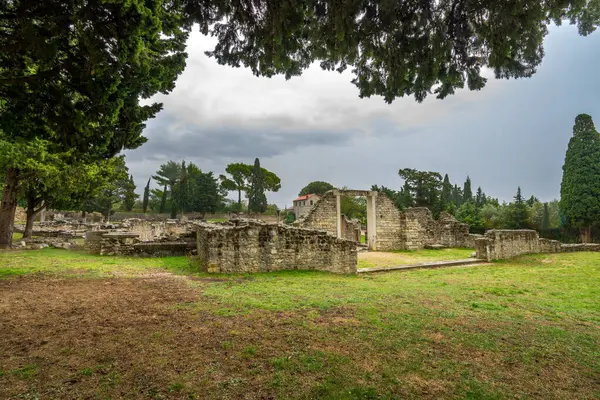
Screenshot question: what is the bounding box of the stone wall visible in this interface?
[373,193,405,250]
[474,229,600,261]
[86,231,195,257]
[296,190,472,251]
[197,220,357,274]
[295,192,338,235]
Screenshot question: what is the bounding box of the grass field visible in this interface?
[0,249,598,399]
[358,248,474,269]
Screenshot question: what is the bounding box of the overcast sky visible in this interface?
[124,24,600,208]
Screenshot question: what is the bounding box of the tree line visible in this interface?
[0,156,281,238]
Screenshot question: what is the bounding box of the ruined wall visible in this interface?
[297,190,472,250]
[374,194,405,250]
[197,220,357,274]
[472,230,595,261]
[123,219,193,241]
[295,192,338,235]
[86,231,195,257]
[397,208,470,250]
[342,217,361,243]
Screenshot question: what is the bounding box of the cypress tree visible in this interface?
[440,174,452,209]
[463,176,473,203]
[142,178,151,213]
[248,158,268,213]
[560,114,600,242]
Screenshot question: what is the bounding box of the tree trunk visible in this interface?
[81,210,87,223]
[0,168,20,249]
[23,205,35,239]
[238,189,242,211]
[580,226,592,243]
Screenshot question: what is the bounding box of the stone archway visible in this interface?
[332,190,378,250]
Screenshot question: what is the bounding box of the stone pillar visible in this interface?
[39,203,46,223]
[336,193,342,239]
[366,193,377,250]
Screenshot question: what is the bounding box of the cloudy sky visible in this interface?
[124,24,600,208]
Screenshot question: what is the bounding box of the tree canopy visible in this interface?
[299,181,335,196]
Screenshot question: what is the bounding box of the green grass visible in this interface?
[358,248,474,269]
[12,232,22,242]
[0,250,599,398]
[0,248,192,278]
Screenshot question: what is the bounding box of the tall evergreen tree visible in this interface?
[248,158,268,213]
[463,176,473,203]
[560,114,600,242]
[398,181,414,209]
[122,175,138,212]
[159,184,168,214]
[440,174,452,209]
[542,203,550,232]
[142,178,151,213]
[452,184,464,207]
[505,187,530,229]
[475,187,485,208]
[173,160,189,217]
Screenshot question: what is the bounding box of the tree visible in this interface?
[440,174,452,209]
[542,203,551,232]
[398,181,414,209]
[480,203,503,230]
[198,1,598,103]
[451,185,464,207]
[463,177,473,204]
[220,163,252,211]
[142,178,151,213]
[0,0,187,247]
[172,160,189,217]
[505,187,530,229]
[221,162,280,211]
[153,161,182,218]
[398,169,442,210]
[475,187,486,208]
[299,181,335,196]
[456,202,484,233]
[248,158,268,213]
[122,175,138,212]
[80,157,131,221]
[188,170,222,218]
[159,185,168,214]
[560,114,600,242]
[526,195,539,207]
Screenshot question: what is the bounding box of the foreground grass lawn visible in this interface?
[358,248,474,268]
[0,249,598,399]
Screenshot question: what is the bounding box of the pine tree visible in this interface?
[122,174,138,212]
[248,158,268,213]
[452,184,463,207]
[142,178,151,213]
[440,174,452,209]
[506,187,530,229]
[560,114,600,243]
[463,176,473,203]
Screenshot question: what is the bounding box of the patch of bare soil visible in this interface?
[0,276,360,399]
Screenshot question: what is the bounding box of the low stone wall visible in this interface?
[197,220,357,274]
[85,231,195,257]
[475,229,600,261]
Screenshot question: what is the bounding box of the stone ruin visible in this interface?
[475,229,600,261]
[295,189,476,251]
[84,219,197,257]
[197,219,357,274]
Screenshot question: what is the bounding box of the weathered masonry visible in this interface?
[295,190,472,251]
[197,219,357,274]
[475,229,600,261]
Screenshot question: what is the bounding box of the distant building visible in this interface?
[293,194,320,219]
